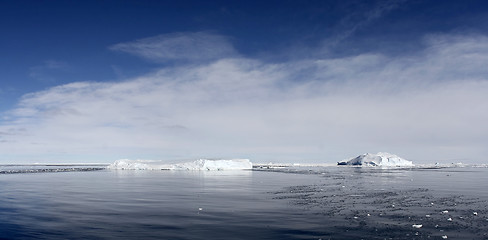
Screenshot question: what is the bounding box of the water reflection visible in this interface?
[111,169,253,192]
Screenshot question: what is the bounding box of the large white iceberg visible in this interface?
[338,152,413,167]
[109,159,253,171]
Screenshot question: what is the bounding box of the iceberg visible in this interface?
[338,152,413,167]
[171,159,253,170]
[109,159,253,171]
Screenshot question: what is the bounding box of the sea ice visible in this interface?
[109,158,253,171]
[337,152,413,167]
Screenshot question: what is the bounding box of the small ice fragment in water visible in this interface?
[426,215,431,218]
[442,210,449,214]
[367,213,371,217]
[353,216,359,219]
[198,208,203,211]
[473,212,478,216]
[412,224,423,228]
[447,218,452,221]
[442,235,448,239]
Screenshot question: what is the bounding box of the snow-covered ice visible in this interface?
[108,159,253,171]
[337,152,413,167]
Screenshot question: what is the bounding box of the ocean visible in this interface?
[0,165,487,239]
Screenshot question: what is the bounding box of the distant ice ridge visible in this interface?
[338,152,413,167]
[109,159,253,170]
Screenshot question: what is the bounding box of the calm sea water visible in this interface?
[0,166,487,239]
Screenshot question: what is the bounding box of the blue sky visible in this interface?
[1,0,488,164]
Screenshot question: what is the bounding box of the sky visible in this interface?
[1,0,488,164]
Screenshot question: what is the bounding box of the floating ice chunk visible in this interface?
[337,152,413,167]
[442,235,448,239]
[473,212,478,216]
[447,218,452,221]
[412,224,423,228]
[442,210,449,214]
[109,159,252,170]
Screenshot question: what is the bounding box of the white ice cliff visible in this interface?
[109,158,253,170]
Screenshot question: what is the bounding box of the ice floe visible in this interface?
[337,152,413,167]
[109,158,253,171]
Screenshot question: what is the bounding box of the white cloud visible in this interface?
[1,34,488,164]
[109,31,238,62]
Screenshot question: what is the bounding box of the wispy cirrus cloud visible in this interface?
[1,33,487,164]
[29,60,71,83]
[325,0,407,47]
[109,31,238,62]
